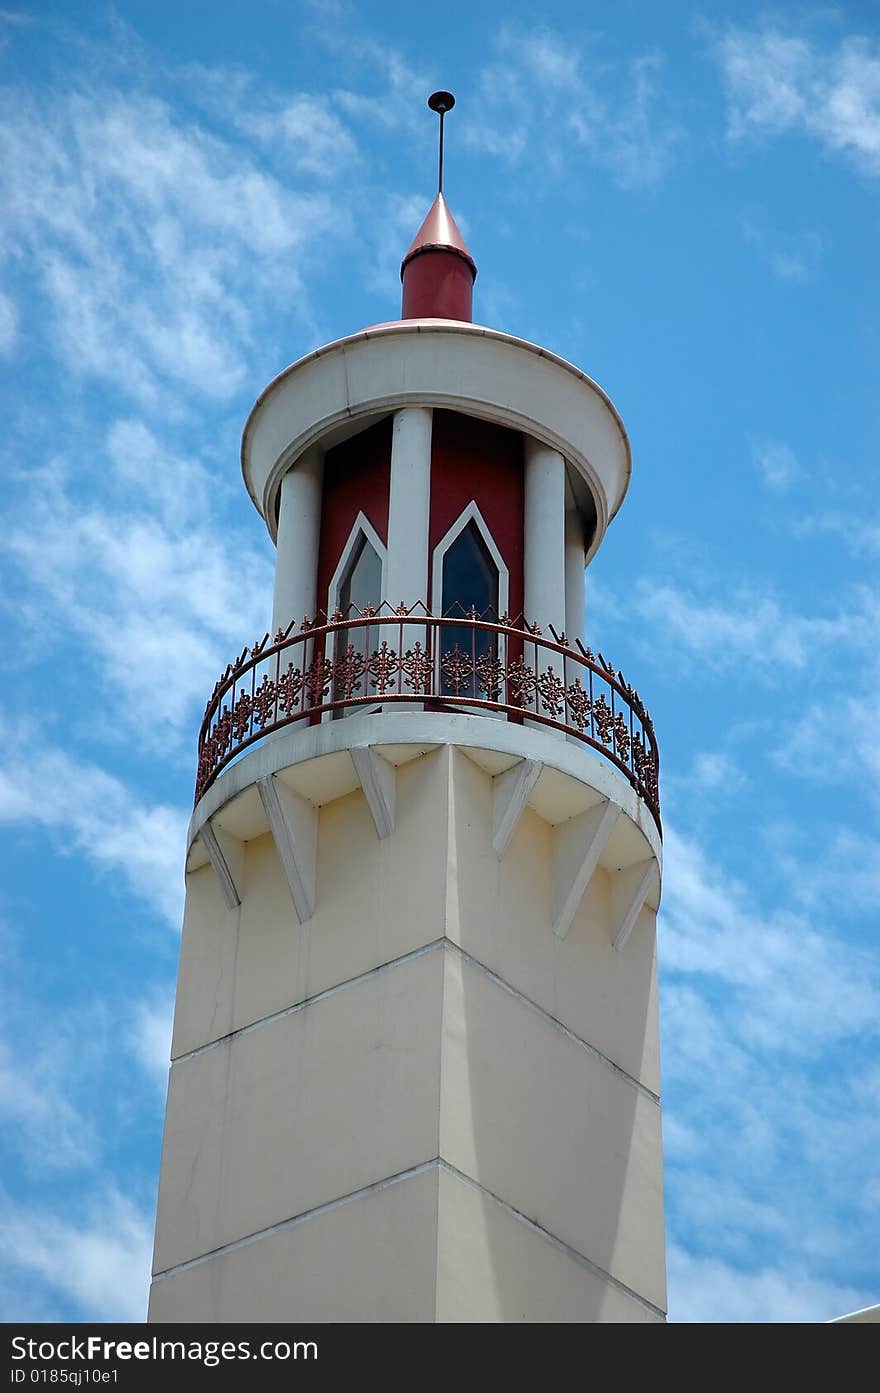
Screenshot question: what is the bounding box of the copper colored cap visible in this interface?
[400,193,477,280]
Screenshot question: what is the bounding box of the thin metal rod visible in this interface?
[428,91,455,194]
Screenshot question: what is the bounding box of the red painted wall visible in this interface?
[315,410,523,618]
[316,417,391,617]
[429,410,524,619]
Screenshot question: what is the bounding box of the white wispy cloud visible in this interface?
[667,750,749,805]
[711,25,880,177]
[762,823,880,919]
[241,95,359,176]
[794,509,880,557]
[0,1186,152,1321]
[634,579,876,671]
[469,26,682,189]
[667,1244,877,1323]
[0,75,345,407]
[0,9,30,52]
[661,821,880,1310]
[104,417,214,526]
[0,923,171,1313]
[628,562,879,801]
[571,51,682,189]
[365,190,435,298]
[752,439,801,492]
[320,32,431,133]
[183,58,362,179]
[127,992,174,1094]
[774,689,880,789]
[662,824,880,1053]
[0,1036,98,1174]
[690,751,745,793]
[0,939,110,1176]
[0,288,17,354]
[5,420,273,746]
[741,215,825,282]
[0,724,187,927]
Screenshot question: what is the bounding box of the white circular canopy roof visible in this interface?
[241,319,632,563]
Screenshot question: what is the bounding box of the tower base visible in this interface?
[149,718,665,1323]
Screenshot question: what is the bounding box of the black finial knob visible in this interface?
[428,91,455,115]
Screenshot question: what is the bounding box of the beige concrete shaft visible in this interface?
[150,737,664,1324]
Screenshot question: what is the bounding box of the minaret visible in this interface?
[149,94,665,1324]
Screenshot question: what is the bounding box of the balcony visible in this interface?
[195,604,660,832]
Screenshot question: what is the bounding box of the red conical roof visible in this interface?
[401,193,476,277]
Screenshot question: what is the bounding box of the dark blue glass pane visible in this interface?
[340,533,382,617]
[440,521,499,697]
[441,521,498,617]
[334,533,382,715]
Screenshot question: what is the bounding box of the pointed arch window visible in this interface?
[338,531,382,617]
[328,511,387,620]
[327,513,386,717]
[432,503,509,701]
[441,520,498,618]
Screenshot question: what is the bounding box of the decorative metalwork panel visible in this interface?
[195,604,661,832]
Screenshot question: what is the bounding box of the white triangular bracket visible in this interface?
[611,858,657,952]
[492,758,543,859]
[350,746,396,840]
[200,819,245,911]
[552,798,620,940]
[257,775,318,924]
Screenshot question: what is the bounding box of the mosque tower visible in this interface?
[148,93,665,1324]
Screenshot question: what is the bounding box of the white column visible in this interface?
[386,408,432,707]
[563,503,587,745]
[524,439,567,734]
[272,445,323,636]
[524,439,566,634]
[385,407,433,608]
[564,505,586,648]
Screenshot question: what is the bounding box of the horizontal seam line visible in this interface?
[171,938,446,1063]
[153,1158,665,1318]
[171,939,658,1103]
[445,940,659,1104]
[152,1160,438,1281]
[439,1160,666,1320]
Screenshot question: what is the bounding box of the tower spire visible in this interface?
[400,91,477,322]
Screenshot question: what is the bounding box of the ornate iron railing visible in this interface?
[195,603,660,829]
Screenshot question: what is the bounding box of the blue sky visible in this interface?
[0,0,877,1323]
